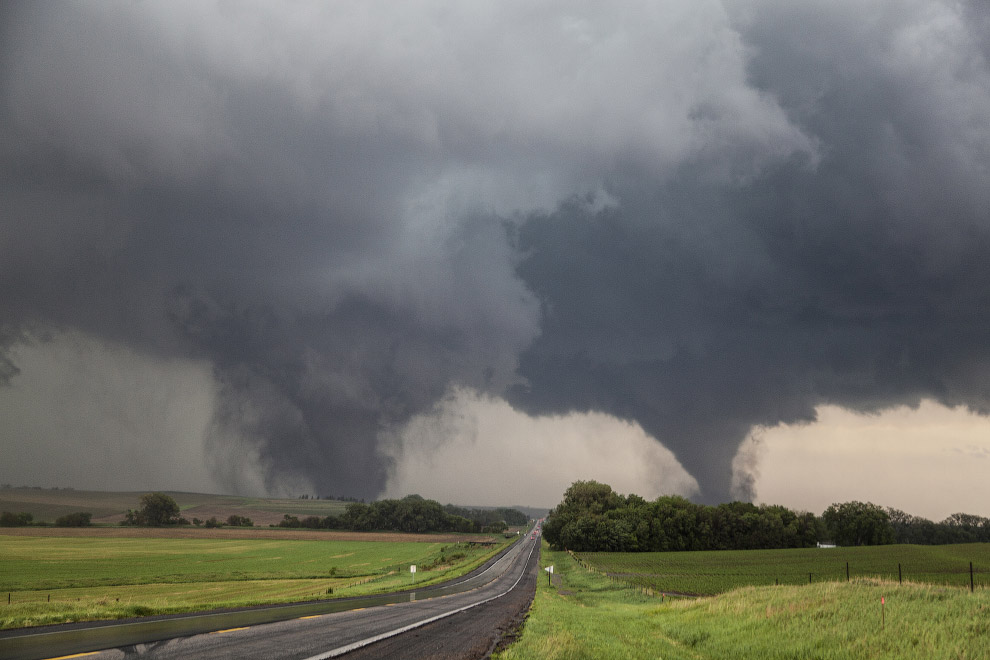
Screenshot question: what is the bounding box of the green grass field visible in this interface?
[576,543,990,595]
[0,534,509,629]
[496,544,990,660]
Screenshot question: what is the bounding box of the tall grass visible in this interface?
[2,579,347,629]
[497,544,990,660]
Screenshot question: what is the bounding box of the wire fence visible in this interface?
[569,550,988,596]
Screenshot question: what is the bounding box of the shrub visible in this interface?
[0,511,33,527]
[139,493,181,526]
[122,493,181,526]
[55,512,92,527]
[278,514,301,528]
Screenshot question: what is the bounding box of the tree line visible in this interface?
[1,511,91,527]
[277,495,526,534]
[115,492,529,533]
[887,509,990,545]
[4,492,529,533]
[542,481,990,552]
[444,504,529,528]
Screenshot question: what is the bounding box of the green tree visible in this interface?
[544,481,626,550]
[543,480,825,552]
[0,511,33,527]
[278,514,301,528]
[341,503,372,530]
[822,501,894,546]
[135,492,181,526]
[942,512,989,543]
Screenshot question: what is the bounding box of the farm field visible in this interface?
[0,532,510,629]
[0,525,473,543]
[576,543,990,595]
[496,544,990,660]
[0,487,351,526]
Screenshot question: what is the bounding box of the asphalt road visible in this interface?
[2,532,540,660]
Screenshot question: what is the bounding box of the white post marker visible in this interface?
[544,565,554,585]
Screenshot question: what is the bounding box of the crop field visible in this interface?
[496,544,990,660]
[0,533,508,629]
[0,526,479,544]
[0,488,140,522]
[0,487,353,526]
[576,543,990,595]
[232,496,350,517]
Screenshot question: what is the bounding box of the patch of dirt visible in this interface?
[550,572,573,595]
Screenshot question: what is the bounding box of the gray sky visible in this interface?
[2,1,990,517]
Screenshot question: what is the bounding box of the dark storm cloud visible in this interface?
[2,1,990,502]
[510,0,990,502]
[0,1,541,497]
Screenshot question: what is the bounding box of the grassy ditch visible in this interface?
[0,534,509,629]
[496,543,990,660]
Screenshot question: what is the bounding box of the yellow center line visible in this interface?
[299,615,323,619]
[210,627,249,634]
[44,653,100,660]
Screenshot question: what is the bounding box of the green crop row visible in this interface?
[0,536,455,590]
[575,543,990,595]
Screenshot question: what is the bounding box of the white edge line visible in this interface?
[304,540,538,660]
[442,538,519,587]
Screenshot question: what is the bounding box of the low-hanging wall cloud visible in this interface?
[2,1,989,504]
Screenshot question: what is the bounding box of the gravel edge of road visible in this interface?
[484,593,533,658]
